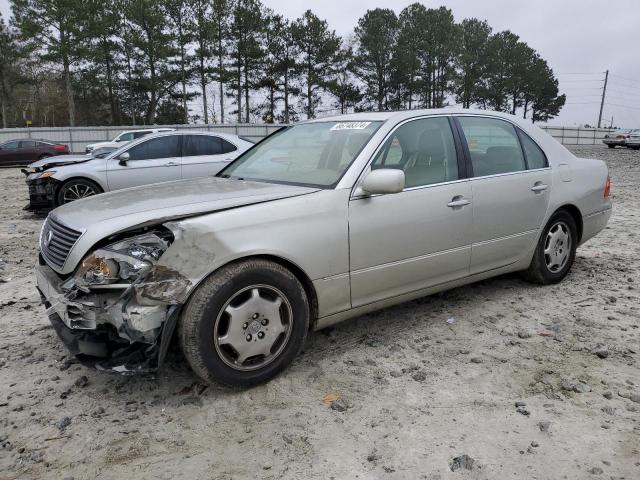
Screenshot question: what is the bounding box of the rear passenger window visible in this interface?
[220,138,237,154]
[458,117,526,177]
[372,117,458,188]
[133,131,152,139]
[518,131,547,170]
[184,135,223,156]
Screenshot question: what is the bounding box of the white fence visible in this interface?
[0,123,612,152]
[539,126,614,145]
[0,124,286,153]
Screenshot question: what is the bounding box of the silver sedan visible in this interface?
[34,109,612,386]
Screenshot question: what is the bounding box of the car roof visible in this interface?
[308,108,525,124]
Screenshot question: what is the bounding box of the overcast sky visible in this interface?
[2,0,639,127]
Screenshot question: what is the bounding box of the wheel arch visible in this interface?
[185,253,320,329]
[555,204,583,243]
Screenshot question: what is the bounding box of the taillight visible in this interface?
[604,176,611,198]
[54,145,68,151]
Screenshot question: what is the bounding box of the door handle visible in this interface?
[447,196,471,208]
[165,161,179,167]
[531,183,548,193]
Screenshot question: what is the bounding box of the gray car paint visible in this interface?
[35,109,612,359]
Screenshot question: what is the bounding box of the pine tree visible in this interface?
[353,8,398,111]
[291,10,340,119]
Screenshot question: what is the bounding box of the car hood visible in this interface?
[28,154,93,171]
[53,176,320,228]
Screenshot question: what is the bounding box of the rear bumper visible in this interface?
[581,206,612,245]
[602,139,625,146]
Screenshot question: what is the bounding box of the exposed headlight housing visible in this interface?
[74,233,169,288]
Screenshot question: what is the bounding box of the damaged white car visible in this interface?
[35,110,612,386]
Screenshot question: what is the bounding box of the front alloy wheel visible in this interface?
[214,285,293,371]
[180,259,310,387]
[56,178,102,205]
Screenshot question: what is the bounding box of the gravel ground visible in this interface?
[0,145,638,480]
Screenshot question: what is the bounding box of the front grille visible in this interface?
[40,216,83,269]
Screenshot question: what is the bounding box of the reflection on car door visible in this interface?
[106,135,182,191]
[181,134,238,179]
[349,117,473,307]
[455,116,552,274]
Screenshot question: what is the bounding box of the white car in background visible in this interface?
[624,129,640,150]
[25,131,254,209]
[85,128,175,153]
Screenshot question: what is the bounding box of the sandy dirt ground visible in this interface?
[0,145,638,480]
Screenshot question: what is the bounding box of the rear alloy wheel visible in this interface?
[56,178,101,205]
[179,259,310,387]
[523,210,578,285]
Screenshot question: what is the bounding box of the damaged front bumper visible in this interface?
[35,259,184,373]
[24,175,59,211]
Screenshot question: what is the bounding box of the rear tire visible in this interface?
[179,259,310,387]
[607,144,615,149]
[523,210,578,285]
[55,178,102,206]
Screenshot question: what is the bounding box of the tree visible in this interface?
[326,44,362,114]
[259,13,298,123]
[82,0,122,124]
[190,0,213,123]
[353,8,398,111]
[211,0,232,123]
[165,0,195,123]
[417,7,459,108]
[227,0,264,123]
[391,3,427,109]
[291,10,340,119]
[12,0,84,126]
[454,18,492,108]
[0,14,29,128]
[528,59,566,122]
[124,0,179,123]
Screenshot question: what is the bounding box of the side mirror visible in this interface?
[118,152,130,166]
[360,169,405,195]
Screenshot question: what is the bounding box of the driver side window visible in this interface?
[372,117,459,188]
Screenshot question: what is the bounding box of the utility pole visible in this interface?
[598,70,609,128]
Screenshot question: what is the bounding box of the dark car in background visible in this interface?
[0,139,70,167]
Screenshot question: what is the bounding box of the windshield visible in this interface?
[219,121,382,187]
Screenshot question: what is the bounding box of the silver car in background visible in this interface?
[624,129,640,150]
[34,109,611,386]
[24,131,253,209]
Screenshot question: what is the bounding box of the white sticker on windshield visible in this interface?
[330,122,372,131]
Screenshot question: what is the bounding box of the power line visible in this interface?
[609,74,640,86]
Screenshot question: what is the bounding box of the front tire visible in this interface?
[55,178,102,206]
[523,210,578,285]
[607,144,615,149]
[179,259,310,387]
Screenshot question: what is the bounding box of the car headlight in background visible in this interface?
[74,233,169,288]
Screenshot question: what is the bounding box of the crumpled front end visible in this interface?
[36,228,191,373]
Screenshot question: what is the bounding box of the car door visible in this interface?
[0,141,21,166]
[455,116,552,274]
[349,116,473,307]
[106,135,182,191]
[19,140,39,162]
[181,134,238,179]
